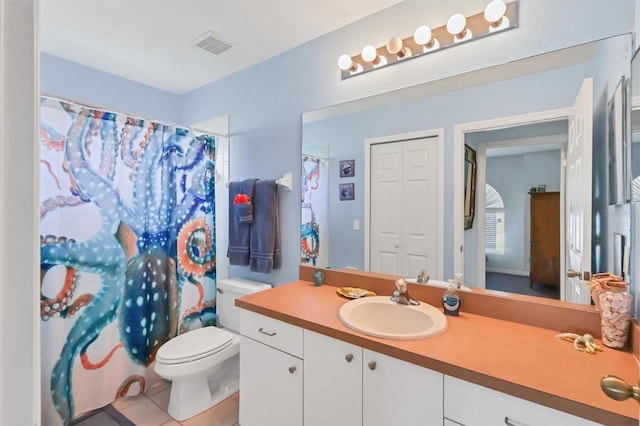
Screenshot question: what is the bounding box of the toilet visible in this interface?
[154,278,271,421]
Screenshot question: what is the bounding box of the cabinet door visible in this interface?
[444,375,597,425]
[363,349,443,425]
[304,330,362,426]
[239,336,302,426]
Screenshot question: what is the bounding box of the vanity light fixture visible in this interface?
[337,0,518,80]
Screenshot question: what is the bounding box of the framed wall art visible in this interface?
[339,183,354,201]
[339,159,355,178]
[464,144,477,230]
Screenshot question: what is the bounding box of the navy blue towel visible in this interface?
[250,179,281,273]
[227,179,257,265]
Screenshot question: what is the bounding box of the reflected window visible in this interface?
[485,184,505,255]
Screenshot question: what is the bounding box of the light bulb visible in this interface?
[337,54,362,74]
[386,36,411,59]
[484,0,506,23]
[413,25,432,45]
[484,0,509,32]
[361,44,387,67]
[338,54,353,71]
[361,45,378,63]
[447,14,467,35]
[413,25,439,51]
[447,13,472,42]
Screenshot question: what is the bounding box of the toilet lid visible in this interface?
[156,326,234,364]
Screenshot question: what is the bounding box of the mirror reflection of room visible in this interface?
[303,34,632,306]
[465,123,565,300]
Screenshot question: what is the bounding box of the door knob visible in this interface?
[289,366,297,374]
[345,354,353,362]
[368,361,376,370]
[566,269,581,279]
[601,375,640,403]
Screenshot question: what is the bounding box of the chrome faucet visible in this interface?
[390,279,420,306]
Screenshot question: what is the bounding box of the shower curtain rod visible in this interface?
[41,93,230,138]
[191,127,229,138]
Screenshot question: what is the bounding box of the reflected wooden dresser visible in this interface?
[529,191,560,289]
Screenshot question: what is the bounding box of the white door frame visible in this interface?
[453,108,572,298]
[475,135,567,289]
[364,128,444,280]
[0,0,40,423]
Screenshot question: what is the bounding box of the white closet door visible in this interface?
[370,137,439,277]
[402,138,438,277]
[370,142,403,274]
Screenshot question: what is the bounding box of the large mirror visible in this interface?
[301,34,633,306]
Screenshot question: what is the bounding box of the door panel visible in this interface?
[566,78,593,303]
[370,144,402,273]
[402,139,438,277]
[370,137,439,277]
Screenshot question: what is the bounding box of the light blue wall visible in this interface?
[40,0,636,286]
[177,0,634,285]
[41,53,179,123]
[486,151,562,275]
[303,60,592,279]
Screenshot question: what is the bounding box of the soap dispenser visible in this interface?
[442,278,461,316]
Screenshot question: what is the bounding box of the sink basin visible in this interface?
[339,296,447,340]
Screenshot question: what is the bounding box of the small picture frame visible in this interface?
[339,160,355,178]
[339,183,354,201]
[537,184,546,192]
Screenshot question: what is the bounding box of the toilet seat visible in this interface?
[156,326,234,365]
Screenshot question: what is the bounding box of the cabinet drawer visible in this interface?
[444,375,597,425]
[240,309,303,358]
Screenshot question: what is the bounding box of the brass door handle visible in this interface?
[345,354,353,362]
[601,375,640,403]
[566,269,581,279]
[368,361,376,370]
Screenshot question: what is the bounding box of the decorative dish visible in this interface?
[337,287,376,299]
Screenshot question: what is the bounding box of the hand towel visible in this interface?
[250,179,281,273]
[234,181,255,223]
[227,179,257,265]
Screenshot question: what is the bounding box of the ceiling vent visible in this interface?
[191,31,234,55]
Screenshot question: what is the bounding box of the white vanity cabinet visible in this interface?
[239,310,303,426]
[303,330,443,426]
[304,330,362,425]
[239,308,600,426]
[363,348,443,425]
[444,375,598,426]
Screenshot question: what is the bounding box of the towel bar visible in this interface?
[224,173,292,192]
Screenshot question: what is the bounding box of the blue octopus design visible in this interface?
[40,101,216,424]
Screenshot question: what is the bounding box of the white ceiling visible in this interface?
[39,0,403,95]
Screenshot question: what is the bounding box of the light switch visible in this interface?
[353,220,360,231]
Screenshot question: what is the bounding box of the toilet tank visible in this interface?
[217,278,271,332]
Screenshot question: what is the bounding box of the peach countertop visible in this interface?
[236,280,639,425]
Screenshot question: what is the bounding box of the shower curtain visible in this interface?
[39,97,217,425]
[301,155,328,267]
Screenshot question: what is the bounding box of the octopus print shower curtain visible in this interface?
[39,97,217,425]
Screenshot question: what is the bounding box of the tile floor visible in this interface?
[107,381,239,426]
